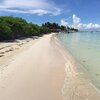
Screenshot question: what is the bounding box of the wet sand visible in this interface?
[0,33,100,100]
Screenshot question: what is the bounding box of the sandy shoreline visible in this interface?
[0,33,100,100]
[54,34,100,100]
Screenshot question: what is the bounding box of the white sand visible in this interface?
[0,34,65,100]
[0,37,38,67]
[0,33,100,100]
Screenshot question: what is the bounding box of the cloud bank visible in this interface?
[61,14,100,30]
[0,0,61,16]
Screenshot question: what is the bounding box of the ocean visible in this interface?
[57,31,100,89]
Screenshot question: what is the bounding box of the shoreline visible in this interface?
[54,33,100,99]
[0,33,100,100]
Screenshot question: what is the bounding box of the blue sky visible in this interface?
[0,0,100,30]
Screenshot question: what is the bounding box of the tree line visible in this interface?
[0,16,78,41]
[0,16,51,41]
[42,22,66,32]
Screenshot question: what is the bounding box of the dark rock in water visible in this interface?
[88,48,91,50]
[83,60,86,62]
[96,73,99,76]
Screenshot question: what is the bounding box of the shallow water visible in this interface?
[57,31,100,89]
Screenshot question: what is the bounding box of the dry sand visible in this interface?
[0,33,100,100]
[0,34,66,100]
[0,37,38,67]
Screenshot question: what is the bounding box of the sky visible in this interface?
[0,0,100,30]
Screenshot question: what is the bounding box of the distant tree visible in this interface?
[42,22,67,32]
[60,25,66,31]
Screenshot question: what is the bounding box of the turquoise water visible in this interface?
[57,31,100,89]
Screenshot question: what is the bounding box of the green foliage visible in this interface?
[42,22,66,32]
[0,16,78,41]
[0,19,12,40]
[0,16,51,41]
[69,28,78,32]
[42,22,78,33]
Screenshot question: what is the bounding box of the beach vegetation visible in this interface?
[0,16,51,41]
[42,22,66,32]
[42,22,78,33]
[0,16,78,41]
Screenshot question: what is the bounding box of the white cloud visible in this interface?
[30,9,49,16]
[73,14,80,26]
[72,14,100,30]
[61,19,69,26]
[0,0,61,16]
[61,14,100,30]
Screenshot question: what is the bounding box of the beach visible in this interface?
[0,33,100,100]
[0,37,39,67]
